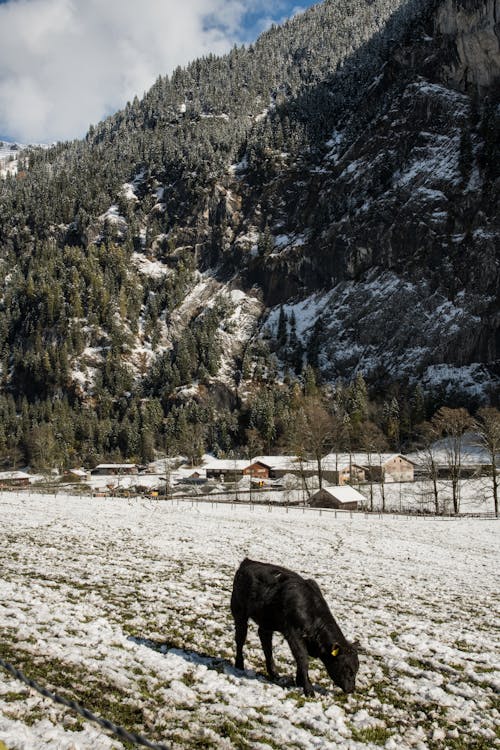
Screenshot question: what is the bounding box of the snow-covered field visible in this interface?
[0,492,498,749]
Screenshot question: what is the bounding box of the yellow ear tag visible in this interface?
[331,646,339,657]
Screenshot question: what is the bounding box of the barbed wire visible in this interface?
[0,657,170,749]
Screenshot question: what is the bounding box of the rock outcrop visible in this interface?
[436,0,500,91]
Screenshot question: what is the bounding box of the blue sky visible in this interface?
[0,0,314,143]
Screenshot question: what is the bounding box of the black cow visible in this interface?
[230,558,359,696]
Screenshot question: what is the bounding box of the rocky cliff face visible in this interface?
[1,0,497,414]
[436,0,500,91]
[216,0,500,401]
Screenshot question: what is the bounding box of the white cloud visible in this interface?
[0,0,269,143]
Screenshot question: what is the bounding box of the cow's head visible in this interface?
[322,640,359,693]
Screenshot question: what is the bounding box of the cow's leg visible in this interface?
[258,627,279,680]
[286,631,314,696]
[234,617,248,670]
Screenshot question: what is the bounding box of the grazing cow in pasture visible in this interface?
[231,558,359,696]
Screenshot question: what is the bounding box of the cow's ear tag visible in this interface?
[331,646,339,657]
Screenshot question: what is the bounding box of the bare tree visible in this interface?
[473,407,500,517]
[416,421,444,514]
[295,396,335,490]
[27,423,57,473]
[360,421,388,511]
[431,407,474,514]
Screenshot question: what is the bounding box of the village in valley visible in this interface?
[0,436,496,516]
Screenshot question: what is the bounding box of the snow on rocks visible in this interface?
[99,205,127,236]
[131,252,172,278]
[0,492,498,749]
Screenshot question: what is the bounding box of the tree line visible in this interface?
[0,362,497,516]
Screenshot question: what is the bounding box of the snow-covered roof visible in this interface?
[251,455,302,469]
[0,470,31,481]
[204,459,249,471]
[313,484,365,503]
[321,453,413,469]
[93,463,137,470]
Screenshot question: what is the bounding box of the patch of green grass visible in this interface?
[454,640,475,653]
[350,725,393,745]
[408,657,432,671]
[170,731,218,749]
[181,670,196,687]
[474,665,496,674]
[361,679,413,713]
[136,677,163,702]
[488,694,500,713]
[213,718,251,749]
[430,733,498,750]
[2,690,29,702]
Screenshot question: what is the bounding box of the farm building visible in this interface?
[376,454,415,482]
[174,471,207,486]
[205,459,249,481]
[321,453,415,483]
[64,469,89,482]
[250,456,304,478]
[91,464,138,476]
[301,457,366,485]
[0,471,31,487]
[308,484,364,510]
[242,461,272,479]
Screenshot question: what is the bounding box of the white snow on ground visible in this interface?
[0,492,498,750]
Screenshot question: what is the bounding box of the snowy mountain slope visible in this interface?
[265,270,497,399]
[0,0,498,465]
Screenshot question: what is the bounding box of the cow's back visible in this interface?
[231,558,323,633]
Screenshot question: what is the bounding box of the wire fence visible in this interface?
[0,657,170,749]
[0,485,497,519]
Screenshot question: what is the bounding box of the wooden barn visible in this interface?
[242,461,272,479]
[91,463,138,476]
[205,459,249,481]
[308,484,364,510]
[0,471,31,488]
[321,453,415,483]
